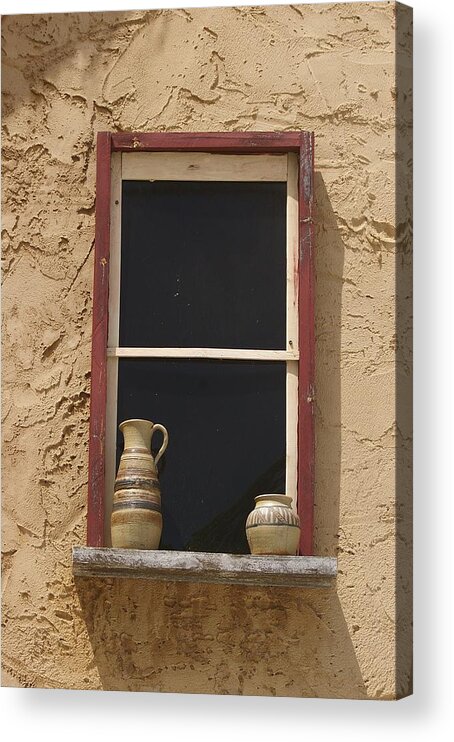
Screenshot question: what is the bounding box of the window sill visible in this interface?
[72,547,336,588]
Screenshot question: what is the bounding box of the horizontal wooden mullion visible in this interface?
[108,347,299,361]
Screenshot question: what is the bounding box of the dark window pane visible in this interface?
[116,359,286,553]
[119,181,286,349]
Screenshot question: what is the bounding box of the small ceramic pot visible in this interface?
[246,494,300,555]
[111,418,168,549]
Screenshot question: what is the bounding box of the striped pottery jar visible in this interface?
[246,494,300,555]
[111,419,168,549]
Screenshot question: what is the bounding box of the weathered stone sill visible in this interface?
[72,547,337,588]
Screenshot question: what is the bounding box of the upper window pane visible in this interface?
[119,180,287,349]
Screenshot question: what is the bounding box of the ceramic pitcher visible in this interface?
[111,418,169,549]
[245,494,300,555]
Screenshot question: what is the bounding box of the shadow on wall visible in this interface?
[0,10,166,119]
[313,172,344,559]
[74,177,367,699]
[75,576,367,698]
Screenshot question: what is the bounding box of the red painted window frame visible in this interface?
[88,131,315,554]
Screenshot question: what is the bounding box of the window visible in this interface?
[87,132,314,556]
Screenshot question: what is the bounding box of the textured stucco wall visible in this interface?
[1,2,412,698]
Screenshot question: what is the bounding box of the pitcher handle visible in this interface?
[151,423,169,466]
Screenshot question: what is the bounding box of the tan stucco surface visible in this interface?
[1,3,412,698]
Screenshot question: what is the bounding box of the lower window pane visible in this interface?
[116,359,286,553]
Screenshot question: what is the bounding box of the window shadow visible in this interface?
[73,169,367,700]
[312,172,343,559]
[75,576,368,698]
